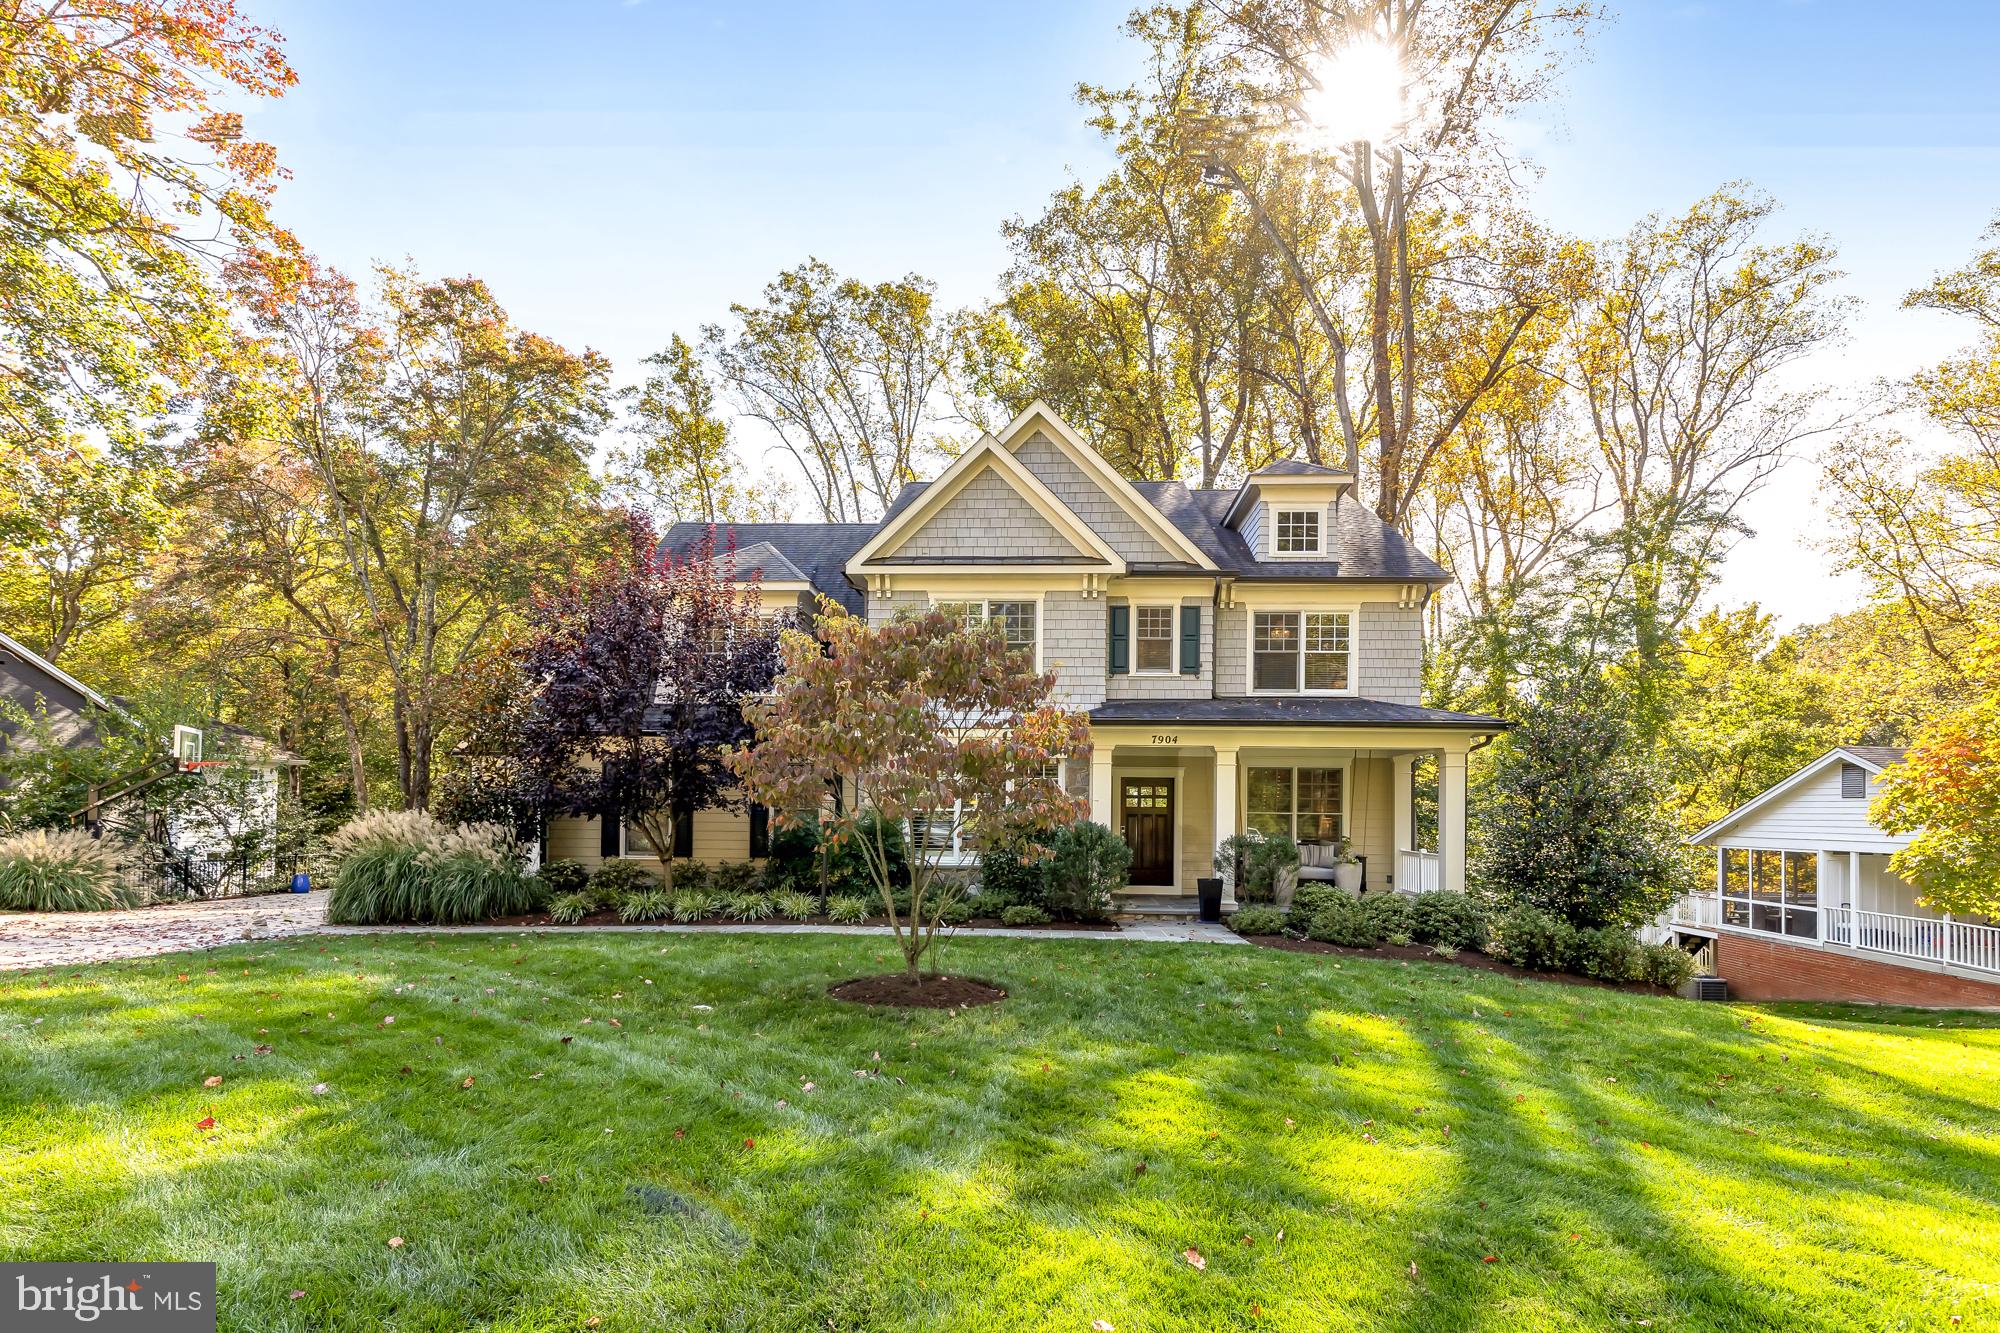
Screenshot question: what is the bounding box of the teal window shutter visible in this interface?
[1180,604,1201,675]
[1108,605,1130,675]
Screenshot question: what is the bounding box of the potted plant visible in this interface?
[1215,831,1302,911]
[1332,840,1363,893]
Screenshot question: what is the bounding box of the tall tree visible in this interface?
[1565,186,1846,734]
[611,334,790,525]
[706,260,971,522]
[217,258,616,809]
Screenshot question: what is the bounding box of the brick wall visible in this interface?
[1715,931,2000,1007]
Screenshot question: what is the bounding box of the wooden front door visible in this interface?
[1120,777,1176,887]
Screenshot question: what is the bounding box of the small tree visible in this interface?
[1473,674,1693,929]
[729,602,1088,984]
[1875,631,2000,919]
[507,522,781,893]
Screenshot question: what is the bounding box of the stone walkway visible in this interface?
[1,894,1242,970]
[0,892,331,971]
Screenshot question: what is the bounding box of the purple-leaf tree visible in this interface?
[727,600,1090,985]
[510,519,781,892]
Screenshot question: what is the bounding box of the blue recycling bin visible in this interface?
[291,871,311,894]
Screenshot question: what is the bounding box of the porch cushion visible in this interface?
[1300,843,1341,869]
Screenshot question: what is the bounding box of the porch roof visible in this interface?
[1087,696,1507,730]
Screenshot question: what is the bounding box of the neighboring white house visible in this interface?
[1672,746,2000,1004]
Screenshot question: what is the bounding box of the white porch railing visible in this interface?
[1673,896,2000,975]
[1397,849,1441,894]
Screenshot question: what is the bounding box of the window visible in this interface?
[934,599,1037,655]
[909,799,976,864]
[1274,508,1321,554]
[1717,847,1819,940]
[1252,611,1351,692]
[1247,766,1344,842]
[1135,605,1175,672]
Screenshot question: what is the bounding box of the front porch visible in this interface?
[1081,722,1474,907]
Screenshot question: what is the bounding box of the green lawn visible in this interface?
[4,933,1997,1332]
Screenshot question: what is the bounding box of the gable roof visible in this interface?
[703,540,810,586]
[847,434,1124,574]
[998,402,1217,570]
[1686,746,1910,845]
[1250,459,1350,478]
[0,628,123,717]
[661,523,876,616]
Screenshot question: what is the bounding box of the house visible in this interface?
[1,628,298,891]
[546,403,1506,906]
[1673,746,2000,1006]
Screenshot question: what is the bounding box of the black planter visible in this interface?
[1196,877,1224,923]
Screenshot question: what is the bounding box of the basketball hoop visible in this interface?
[171,724,204,770]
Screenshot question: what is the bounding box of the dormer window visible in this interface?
[1273,508,1321,555]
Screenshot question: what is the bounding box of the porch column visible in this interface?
[1439,748,1468,895]
[1391,754,1414,883]
[1847,850,1862,950]
[1214,747,1239,909]
[1089,745,1114,829]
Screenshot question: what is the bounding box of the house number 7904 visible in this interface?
[1150,733,1180,745]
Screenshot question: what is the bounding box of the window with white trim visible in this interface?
[1718,848,1818,940]
[1247,766,1344,842]
[1273,508,1321,554]
[1251,611,1351,692]
[1134,605,1175,672]
[934,599,1036,654]
[909,798,977,864]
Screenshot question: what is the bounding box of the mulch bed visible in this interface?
[1243,934,1672,996]
[479,911,1119,932]
[828,973,1008,1008]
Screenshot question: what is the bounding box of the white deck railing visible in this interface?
[1397,849,1441,894]
[1673,896,2000,975]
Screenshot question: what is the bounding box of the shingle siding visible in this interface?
[1042,589,1105,707]
[1356,602,1423,705]
[890,466,1085,561]
[1214,605,1248,696]
[866,590,927,628]
[1014,433,1177,563]
[1104,597,1213,700]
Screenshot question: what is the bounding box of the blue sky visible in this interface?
[249,0,2000,625]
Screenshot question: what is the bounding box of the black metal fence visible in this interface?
[114,839,291,903]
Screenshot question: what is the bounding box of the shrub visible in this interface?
[1640,942,1699,990]
[1408,891,1488,951]
[1489,905,1580,973]
[822,810,908,900]
[977,833,1053,911]
[1304,894,1379,948]
[1042,821,1128,921]
[826,895,872,924]
[1361,892,1414,940]
[763,814,821,893]
[1287,883,1349,934]
[1576,926,1642,982]
[588,859,659,910]
[772,890,819,920]
[534,858,589,899]
[723,891,774,921]
[1000,904,1051,927]
[669,890,715,923]
[710,861,758,895]
[1216,831,1300,903]
[325,811,532,925]
[619,889,672,922]
[0,829,141,911]
[1230,905,1287,936]
[939,899,974,926]
[546,891,593,925]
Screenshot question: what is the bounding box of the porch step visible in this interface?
[1116,893,1202,920]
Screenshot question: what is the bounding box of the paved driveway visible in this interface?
[0,892,329,971]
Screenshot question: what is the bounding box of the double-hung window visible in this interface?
[934,599,1037,656]
[1247,766,1345,842]
[1273,508,1321,554]
[1251,611,1351,692]
[1134,605,1175,672]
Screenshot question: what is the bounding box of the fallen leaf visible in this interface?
[387,1237,404,1249]
[310,1083,329,1096]
[194,1113,215,1132]
[1407,1261,1418,1279]
[1183,1248,1205,1271]
[461,1077,476,1089]
[536,1174,551,1184]
[202,1075,223,1088]
[1482,1255,1497,1264]
[1092,1321,1116,1332]
[743,1137,755,1150]
[288,1290,305,1301]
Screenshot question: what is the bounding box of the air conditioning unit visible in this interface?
[1681,975,1728,1002]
